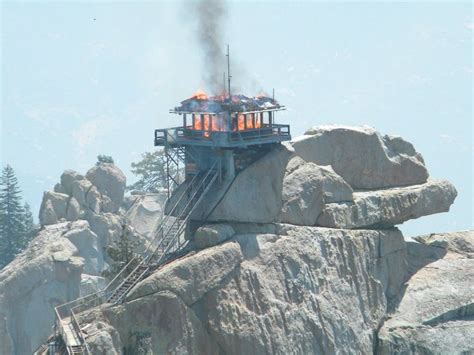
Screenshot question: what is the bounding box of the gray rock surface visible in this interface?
[60,170,84,195]
[66,196,82,221]
[317,179,457,228]
[194,224,235,249]
[39,199,59,225]
[53,182,66,194]
[293,125,428,189]
[207,145,355,226]
[0,223,84,355]
[63,221,105,275]
[80,275,108,297]
[203,126,454,228]
[405,241,446,279]
[378,230,474,355]
[280,161,353,225]
[85,185,102,214]
[209,145,293,223]
[86,212,124,254]
[129,242,243,305]
[86,164,126,213]
[82,225,407,354]
[39,191,69,225]
[71,178,93,208]
[40,164,127,225]
[414,230,474,254]
[125,193,167,238]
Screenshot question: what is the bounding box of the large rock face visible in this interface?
[81,225,407,354]
[39,191,70,225]
[86,163,126,213]
[209,145,292,223]
[292,125,429,189]
[206,126,454,228]
[378,230,474,354]
[0,223,84,355]
[279,159,353,225]
[317,179,457,228]
[125,193,167,238]
[39,164,127,225]
[0,163,144,354]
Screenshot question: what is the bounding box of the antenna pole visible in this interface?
[272,88,275,100]
[226,45,232,100]
[223,72,226,97]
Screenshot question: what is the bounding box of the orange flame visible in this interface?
[193,114,202,130]
[203,114,210,137]
[246,113,254,129]
[190,89,208,100]
[237,113,245,131]
[255,112,262,128]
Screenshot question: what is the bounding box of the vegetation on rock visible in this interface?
[96,154,115,165]
[0,165,35,268]
[128,150,177,193]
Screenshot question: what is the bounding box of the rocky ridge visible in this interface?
[83,225,407,354]
[0,125,468,355]
[0,163,164,354]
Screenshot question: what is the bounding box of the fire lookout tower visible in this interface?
[154,47,291,196]
[154,89,291,195]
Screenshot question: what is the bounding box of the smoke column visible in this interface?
[192,0,228,94]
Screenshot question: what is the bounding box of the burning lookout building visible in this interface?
[155,47,291,194]
[155,89,291,191]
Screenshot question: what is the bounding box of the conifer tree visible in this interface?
[0,165,35,268]
[20,202,35,249]
[128,150,179,193]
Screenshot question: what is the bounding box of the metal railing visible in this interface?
[149,162,219,262]
[155,124,290,146]
[230,124,290,142]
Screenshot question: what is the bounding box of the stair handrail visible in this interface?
[105,174,203,302]
[111,163,219,304]
[70,311,91,355]
[150,164,219,262]
[149,162,218,261]
[111,166,219,304]
[145,168,205,259]
[141,171,201,260]
[96,170,206,304]
[158,168,218,259]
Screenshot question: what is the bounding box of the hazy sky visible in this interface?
[1,1,472,237]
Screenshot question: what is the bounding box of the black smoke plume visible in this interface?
[192,0,227,94]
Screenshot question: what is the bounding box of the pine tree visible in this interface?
[0,165,35,268]
[128,150,178,193]
[19,202,35,249]
[0,165,25,267]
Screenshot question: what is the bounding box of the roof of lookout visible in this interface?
[172,92,284,114]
